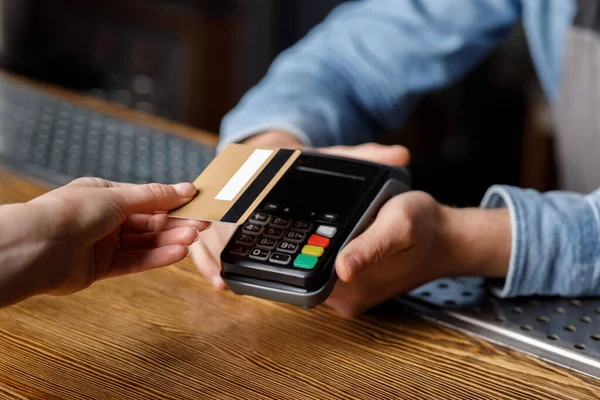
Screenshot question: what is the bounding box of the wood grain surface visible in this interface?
[1,168,600,400]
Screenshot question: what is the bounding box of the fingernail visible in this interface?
[186,246,191,257]
[173,182,197,198]
[344,254,361,279]
[193,227,201,242]
[204,221,212,231]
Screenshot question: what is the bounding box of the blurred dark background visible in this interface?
[0,0,555,207]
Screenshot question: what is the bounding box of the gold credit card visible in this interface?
[168,144,301,224]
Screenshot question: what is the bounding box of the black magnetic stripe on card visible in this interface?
[221,149,294,224]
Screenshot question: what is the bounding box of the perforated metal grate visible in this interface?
[402,279,600,379]
[0,79,215,186]
[1,78,599,380]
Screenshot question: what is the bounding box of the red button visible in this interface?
[308,234,330,248]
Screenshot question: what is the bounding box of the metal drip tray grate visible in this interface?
[401,278,600,378]
[1,78,599,380]
[0,78,215,186]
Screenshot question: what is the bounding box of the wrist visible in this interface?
[440,205,511,279]
[0,203,59,306]
[242,130,308,149]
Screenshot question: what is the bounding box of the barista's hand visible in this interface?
[326,192,511,316]
[189,130,410,289]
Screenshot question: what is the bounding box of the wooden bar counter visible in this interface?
[1,76,599,399]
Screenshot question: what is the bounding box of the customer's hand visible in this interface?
[190,130,410,289]
[326,192,512,316]
[0,178,209,306]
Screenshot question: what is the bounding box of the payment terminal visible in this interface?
[220,151,411,308]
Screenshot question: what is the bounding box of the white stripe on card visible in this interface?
[214,149,273,201]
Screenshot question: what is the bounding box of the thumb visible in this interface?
[336,204,413,282]
[113,182,197,215]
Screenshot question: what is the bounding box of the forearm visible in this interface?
[242,130,306,149]
[0,203,54,307]
[220,0,520,151]
[442,205,511,279]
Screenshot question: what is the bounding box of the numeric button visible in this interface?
[270,216,291,229]
[236,233,256,246]
[284,231,305,242]
[277,241,299,254]
[263,227,284,239]
[242,223,263,235]
[291,220,312,232]
[249,248,270,261]
[249,212,270,225]
[256,237,278,250]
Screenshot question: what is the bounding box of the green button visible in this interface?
[293,254,318,269]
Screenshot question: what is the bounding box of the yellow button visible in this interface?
[302,244,324,257]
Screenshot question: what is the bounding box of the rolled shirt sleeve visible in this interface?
[219,0,521,152]
[481,185,600,298]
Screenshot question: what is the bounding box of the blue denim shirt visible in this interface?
[219,0,600,298]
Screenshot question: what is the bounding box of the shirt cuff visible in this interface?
[216,123,314,154]
[479,185,520,298]
[480,184,600,298]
